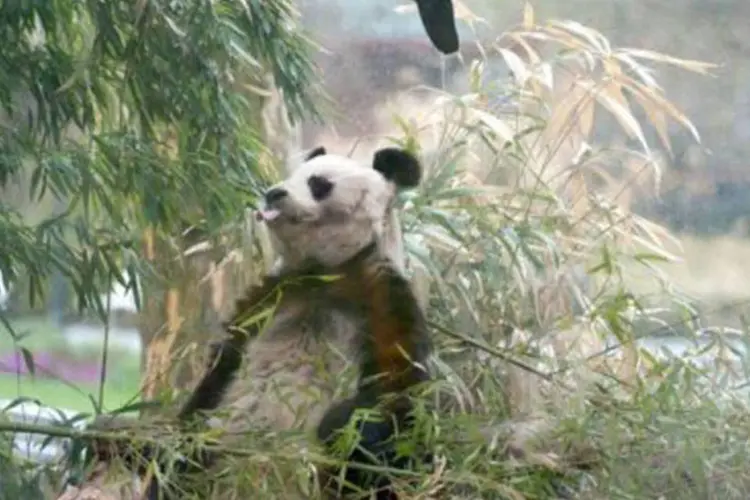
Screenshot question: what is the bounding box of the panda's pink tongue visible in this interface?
[256,208,281,222]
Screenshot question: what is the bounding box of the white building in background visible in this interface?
[0,268,140,316]
[100,280,139,314]
[62,277,143,355]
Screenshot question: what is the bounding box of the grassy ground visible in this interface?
[0,317,141,414]
[0,374,139,414]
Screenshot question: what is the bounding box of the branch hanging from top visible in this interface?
[415,0,460,54]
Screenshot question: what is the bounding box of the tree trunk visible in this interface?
[137,77,300,409]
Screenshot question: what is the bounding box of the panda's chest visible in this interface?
[222,301,364,419]
[250,303,363,372]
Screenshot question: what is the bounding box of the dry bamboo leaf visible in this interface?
[542,78,593,149]
[540,26,588,52]
[602,57,623,79]
[523,2,535,30]
[569,170,590,219]
[574,82,596,139]
[471,108,516,143]
[624,48,718,74]
[499,47,530,86]
[453,0,485,24]
[628,81,673,156]
[632,217,684,260]
[579,79,649,152]
[504,32,542,64]
[629,231,678,262]
[183,240,212,257]
[623,77,702,143]
[610,178,634,212]
[619,154,663,195]
[547,20,611,54]
[420,225,466,253]
[615,52,661,89]
[468,59,485,92]
[533,62,554,90]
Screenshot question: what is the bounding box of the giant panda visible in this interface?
[60,145,433,500]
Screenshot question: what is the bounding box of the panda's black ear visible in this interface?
[372,147,421,188]
[305,146,327,161]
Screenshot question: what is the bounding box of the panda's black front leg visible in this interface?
[177,337,244,421]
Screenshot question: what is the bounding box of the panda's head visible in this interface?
[255,146,421,272]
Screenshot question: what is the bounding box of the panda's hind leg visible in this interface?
[316,396,405,499]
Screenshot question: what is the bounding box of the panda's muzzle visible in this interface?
[256,187,289,222]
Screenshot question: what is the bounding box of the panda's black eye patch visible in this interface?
[308,175,334,201]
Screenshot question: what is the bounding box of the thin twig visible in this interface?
[0,421,423,478]
[98,273,113,411]
[428,320,572,389]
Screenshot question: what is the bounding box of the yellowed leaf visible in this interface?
[453,0,484,24]
[471,108,515,143]
[619,153,663,196]
[538,79,596,164]
[570,81,598,139]
[628,81,673,156]
[624,48,719,75]
[615,52,661,89]
[548,20,611,54]
[576,85,596,139]
[602,57,622,78]
[623,76,701,143]
[604,57,670,154]
[578,79,649,152]
[504,32,541,65]
[632,217,683,261]
[540,25,587,51]
[543,83,582,145]
[468,59,485,93]
[532,62,554,90]
[612,178,633,212]
[499,47,530,86]
[569,170,590,219]
[528,79,542,102]
[630,231,679,262]
[523,2,535,30]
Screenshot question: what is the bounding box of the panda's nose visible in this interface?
[264,187,288,205]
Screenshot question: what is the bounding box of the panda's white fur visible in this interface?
[261,150,408,275]
[217,147,413,437]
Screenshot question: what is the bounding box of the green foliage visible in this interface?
[0,0,321,317]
